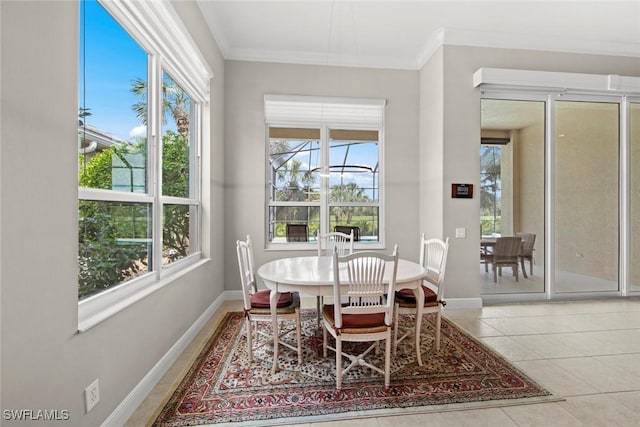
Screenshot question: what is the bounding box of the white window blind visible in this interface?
[264,95,386,126]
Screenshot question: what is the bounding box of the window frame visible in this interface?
[265,111,385,251]
[78,0,212,331]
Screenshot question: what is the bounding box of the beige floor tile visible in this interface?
[480,336,544,361]
[550,357,640,393]
[551,331,629,357]
[446,317,504,338]
[311,417,380,427]
[501,402,583,427]
[608,390,640,412]
[376,412,450,427]
[481,317,540,335]
[514,359,599,397]
[558,394,639,426]
[437,407,518,426]
[511,334,586,359]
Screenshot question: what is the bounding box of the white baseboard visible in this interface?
[102,291,235,427]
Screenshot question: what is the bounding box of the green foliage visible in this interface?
[78,132,190,298]
[162,130,191,261]
[78,200,149,299]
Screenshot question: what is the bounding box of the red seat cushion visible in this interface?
[342,312,386,328]
[395,285,438,305]
[323,305,386,328]
[250,290,293,308]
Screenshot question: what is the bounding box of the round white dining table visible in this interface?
[257,256,426,373]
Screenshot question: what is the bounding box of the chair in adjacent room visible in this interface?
[286,223,308,242]
[334,225,360,242]
[393,235,449,366]
[316,229,355,325]
[236,235,302,366]
[482,236,522,282]
[516,232,536,278]
[322,247,398,390]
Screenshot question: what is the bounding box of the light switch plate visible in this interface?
[455,228,466,238]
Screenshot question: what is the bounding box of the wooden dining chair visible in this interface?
[316,230,354,325]
[393,234,449,366]
[516,232,536,278]
[485,236,522,282]
[236,235,302,366]
[322,246,398,390]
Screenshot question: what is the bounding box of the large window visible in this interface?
[265,96,384,246]
[78,0,210,326]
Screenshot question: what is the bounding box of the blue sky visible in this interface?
[79,0,148,141]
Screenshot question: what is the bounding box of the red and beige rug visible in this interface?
[153,310,555,426]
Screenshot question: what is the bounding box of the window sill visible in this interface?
[78,257,210,333]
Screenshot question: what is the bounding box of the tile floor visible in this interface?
[127,298,640,427]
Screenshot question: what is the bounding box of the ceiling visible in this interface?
[196,1,640,70]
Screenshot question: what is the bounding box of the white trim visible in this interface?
[474,68,640,96]
[101,289,228,427]
[205,25,640,71]
[439,27,640,62]
[78,259,209,332]
[78,188,154,203]
[99,0,212,103]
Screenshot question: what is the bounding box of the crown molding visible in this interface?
[224,47,420,70]
[417,27,640,69]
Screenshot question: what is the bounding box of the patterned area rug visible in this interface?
[153,310,555,426]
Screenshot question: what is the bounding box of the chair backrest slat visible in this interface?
[332,246,398,328]
[236,235,257,311]
[419,234,450,300]
[494,236,522,262]
[317,230,354,257]
[516,232,536,257]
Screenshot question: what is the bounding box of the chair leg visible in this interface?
[384,335,391,388]
[414,310,423,366]
[295,309,302,365]
[529,258,534,276]
[514,264,519,282]
[316,296,322,327]
[336,339,343,390]
[435,311,442,351]
[246,318,253,363]
[392,303,399,357]
[323,324,328,358]
[493,265,498,282]
[521,258,528,278]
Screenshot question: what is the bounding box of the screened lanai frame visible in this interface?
[266,124,383,248]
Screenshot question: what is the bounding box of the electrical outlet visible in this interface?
[85,379,100,413]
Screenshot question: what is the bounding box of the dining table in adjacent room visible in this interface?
[257,255,427,373]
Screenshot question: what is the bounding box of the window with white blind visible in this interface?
[265,95,385,248]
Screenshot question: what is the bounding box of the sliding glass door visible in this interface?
[554,101,619,293]
[631,102,640,292]
[480,99,545,295]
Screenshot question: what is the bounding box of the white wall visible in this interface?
[223,61,420,289]
[0,1,225,425]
